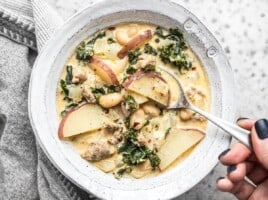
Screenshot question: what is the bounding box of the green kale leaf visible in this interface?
[65,65,73,84]
[128,49,142,65]
[144,43,157,56]
[76,31,106,61]
[124,95,138,113]
[126,65,137,74]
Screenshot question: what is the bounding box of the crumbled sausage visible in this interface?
[105,123,126,145]
[136,55,156,69]
[81,141,115,161]
[108,131,125,145]
[136,132,147,146]
[181,86,207,122]
[186,86,206,104]
[72,66,87,84]
[81,85,96,103]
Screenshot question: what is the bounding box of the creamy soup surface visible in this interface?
[57,23,210,178]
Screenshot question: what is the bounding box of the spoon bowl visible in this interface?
[160,67,252,149]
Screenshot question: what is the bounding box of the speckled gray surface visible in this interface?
[46,0,268,199]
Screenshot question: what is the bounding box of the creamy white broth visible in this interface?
[56,23,210,178]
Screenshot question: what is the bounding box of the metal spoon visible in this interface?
[161,68,252,149]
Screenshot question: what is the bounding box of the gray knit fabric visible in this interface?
[0,1,97,199]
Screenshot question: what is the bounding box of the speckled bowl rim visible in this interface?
[28,0,235,199]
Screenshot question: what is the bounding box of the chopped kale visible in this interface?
[119,141,147,165]
[143,120,150,127]
[156,27,192,72]
[95,31,106,39]
[155,27,186,48]
[118,140,160,169]
[65,65,73,84]
[76,31,106,61]
[90,85,121,101]
[61,110,67,117]
[76,41,94,61]
[66,103,79,109]
[107,37,116,44]
[155,27,165,38]
[60,102,79,117]
[91,85,122,102]
[164,127,172,138]
[124,95,138,113]
[118,140,136,154]
[126,65,137,74]
[128,49,141,65]
[63,96,72,103]
[114,165,132,179]
[125,128,138,141]
[117,123,160,170]
[106,85,121,93]
[167,28,186,48]
[159,43,192,72]
[155,38,160,43]
[122,74,129,83]
[60,80,69,96]
[141,64,156,73]
[91,86,106,100]
[148,149,161,170]
[144,43,157,56]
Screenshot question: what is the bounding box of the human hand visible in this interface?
[217,119,268,200]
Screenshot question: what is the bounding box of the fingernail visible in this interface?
[216,177,224,183]
[236,117,249,122]
[255,119,268,139]
[218,148,230,160]
[227,165,236,174]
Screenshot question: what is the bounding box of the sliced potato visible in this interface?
[123,71,170,106]
[157,128,205,170]
[94,154,117,173]
[94,38,121,60]
[58,104,110,138]
[89,56,119,85]
[117,30,152,58]
[128,91,148,104]
[131,161,152,178]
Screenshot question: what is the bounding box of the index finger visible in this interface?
[219,142,252,165]
[237,118,256,130]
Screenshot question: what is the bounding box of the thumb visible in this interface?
[252,119,268,169]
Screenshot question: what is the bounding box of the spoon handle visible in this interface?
[189,104,252,150]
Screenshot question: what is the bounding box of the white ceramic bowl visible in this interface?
[28,0,235,199]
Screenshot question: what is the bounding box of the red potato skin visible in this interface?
[58,103,87,139]
[117,30,153,59]
[89,56,119,85]
[122,71,167,88]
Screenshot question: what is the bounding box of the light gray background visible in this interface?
[45,0,268,199]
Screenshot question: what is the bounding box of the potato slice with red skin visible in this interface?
[89,56,119,85]
[157,128,205,170]
[123,71,170,106]
[58,104,110,139]
[117,30,152,59]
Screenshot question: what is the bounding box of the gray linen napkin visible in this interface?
[0,0,97,199]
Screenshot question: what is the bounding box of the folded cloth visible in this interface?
[0,0,97,199]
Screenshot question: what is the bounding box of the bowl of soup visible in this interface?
[28,0,235,199]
